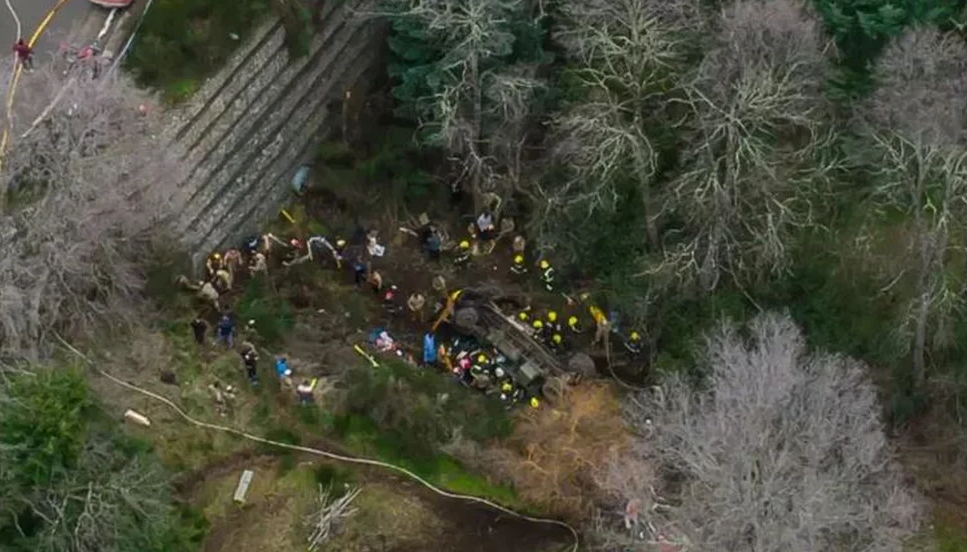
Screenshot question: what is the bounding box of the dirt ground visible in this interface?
[298,186,645,381]
[178,451,572,552]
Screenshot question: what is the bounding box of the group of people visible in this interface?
[179,203,645,414]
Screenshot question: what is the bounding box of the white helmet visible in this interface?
[494,367,505,378]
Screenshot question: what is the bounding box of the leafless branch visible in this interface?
[0,61,187,361]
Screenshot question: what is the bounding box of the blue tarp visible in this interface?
[423,333,436,364]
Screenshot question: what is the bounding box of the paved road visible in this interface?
[1,0,88,55]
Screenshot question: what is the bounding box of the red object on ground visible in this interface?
[87,0,133,7]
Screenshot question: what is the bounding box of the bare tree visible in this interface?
[865,27,967,148]
[600,312,923,551]
[0,61,186,361]
[541,0,687,254]
[382,0,544,208]
[656,0,836,291]
[858,28,967,385]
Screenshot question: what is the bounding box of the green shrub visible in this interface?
[0,368,91,487]
[236,274,294,344]
[127,0,272,101]
[342,360,510,461]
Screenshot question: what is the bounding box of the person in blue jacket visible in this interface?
[423,333,437,366]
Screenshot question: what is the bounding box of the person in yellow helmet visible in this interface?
[539,259,555,292]
[588,304,610,347]
[624,330,643,355]
[546,310,561,333]
[567,315,584,334]
[510,253,528,276]
[531,318,548,341]
[549,332,564,352]
[518,310,530,323]
[529,396,540,409]
[205,252,223,278]
[453,239,472,267]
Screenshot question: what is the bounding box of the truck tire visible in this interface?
[568,352,597,378]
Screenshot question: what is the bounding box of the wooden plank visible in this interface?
[234,470,254,503]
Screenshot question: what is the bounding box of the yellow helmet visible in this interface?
[212,252,221,260]
[532,319,544,329]
[579,292,590,301]
[450,289,463,300]
[459,240,470,250]
[514,254,524,264]
[501,382,513,392]
[539,260,550,270]
[477,354,488,364]
[568,316,579,326]
[552,333,562,344]
[518,311,529,321]
[547,311,558,323]
[529,397,540,409]
[630,331,641,341]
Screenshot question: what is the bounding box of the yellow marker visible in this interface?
[280,208,296,224]
[353,344,378,368]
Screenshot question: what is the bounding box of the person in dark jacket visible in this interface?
[13,39,33,70]
[216,313,235,348]
[190,317,208,345]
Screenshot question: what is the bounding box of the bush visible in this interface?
[0,368,198,552]
[127,0,272,101]
[342,360,510,461]
[236,274,294,345]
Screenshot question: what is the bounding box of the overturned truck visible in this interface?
[438,288,591,402]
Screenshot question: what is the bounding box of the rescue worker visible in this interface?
[205,252,224,278]
[407,292,426,322]
[499,380,514,402]
[249,251,268,274]
[510,254,528,276]
[431,274,447,296]
[216,313,235,348]
[333,238,347,268]
[567,315,584,334]
[198,280,220,310]
[512,235,526,255]
[13,39,33,70]
[588,303,610,347]
[546,310,562,334]
[423,225,442,261]
[190,317,208,345]
[382,284,402,314]
[240,342,259,385]
[549,332,565,352]
[539,260,555,292]
[531,318,548,342]
[296,379,317,406]
[453,240,472,268]
[283,238,305,265]
[517,310,530,324]
[624,331,643,355]
[223,249,243,272]
[369,270,384,294]
[275,356,293,387]
[214,267,233,292]
[423,333,437,366]
[352,257,368,286]
[242,235,261,256]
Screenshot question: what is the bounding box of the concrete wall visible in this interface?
[160,0,386,269]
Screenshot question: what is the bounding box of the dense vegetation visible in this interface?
[384,0,967,424]
[0,369,202,552]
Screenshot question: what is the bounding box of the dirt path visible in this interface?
[178,447,573,552]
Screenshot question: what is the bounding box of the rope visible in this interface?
[110,0,156,74]
[4,0,22,43]
[54,333,580,552]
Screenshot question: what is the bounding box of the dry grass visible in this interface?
[448,381,639,521]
